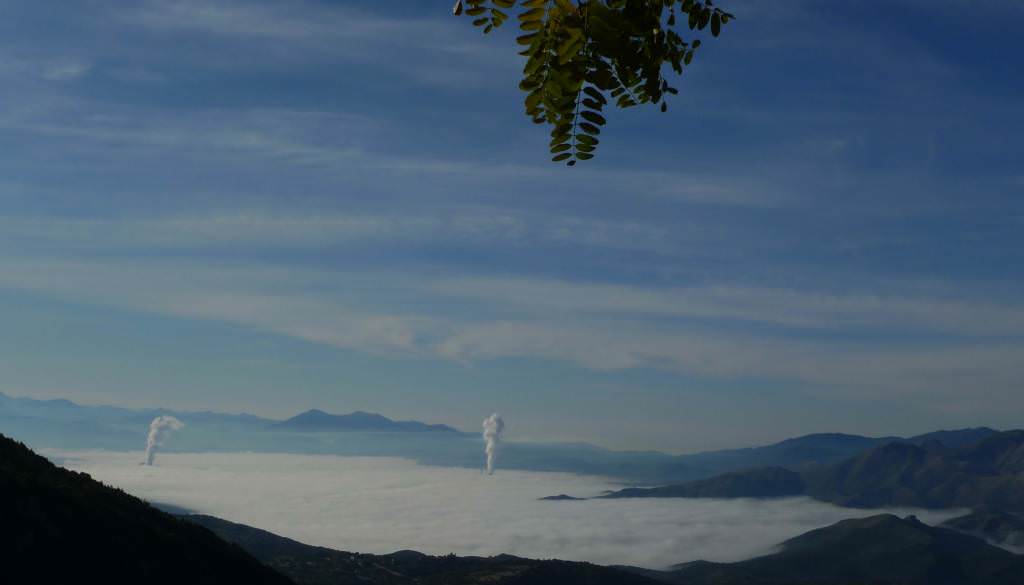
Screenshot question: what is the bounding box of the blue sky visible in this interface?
[0,0,1021,452]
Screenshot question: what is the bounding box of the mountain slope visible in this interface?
[0,433,292,585]
[675,432,895,475]
[186,513,663,585]
[909,427,1000,449]
[804,431,1024,512]
[602,467,805,499]
[600,431,1024,514]
[681,428,997,474]
[659,514,1024,585]
[942,509,1024,550]
[273,409,461,433]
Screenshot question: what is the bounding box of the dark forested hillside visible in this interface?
[652,515,1024,585]
[186,514,663,585]
[0,433,292,585]
[189,511,1024,585]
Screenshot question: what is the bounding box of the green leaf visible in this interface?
[580,111,606,125]
[457,0,732,165]
[583,86,607,105]
[518,7,545,21]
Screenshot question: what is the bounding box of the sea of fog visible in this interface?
[52,451,963,569]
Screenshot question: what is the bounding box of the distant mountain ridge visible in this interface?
[0,390,275,424]
[599,430,1024,516]
[0,390,1008,484]
[274,409,462,433]
[604,467,806,499]
[805,431,1024,512]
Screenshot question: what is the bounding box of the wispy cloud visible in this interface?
[115,0,515,87]
[0,53,92,83]
[0,251,1020,404]
[40,58,93,81]
[429,277,1024,337]
[127,0,445,45]
[0,212,673,255]
[0,95,790,210]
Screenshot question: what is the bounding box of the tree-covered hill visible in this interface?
[652,514,1024,585]
[0,432,292,585]
[186,513,662,585]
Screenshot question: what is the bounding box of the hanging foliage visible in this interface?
[454,0,733,165]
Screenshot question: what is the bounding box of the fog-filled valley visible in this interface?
[53,449,962,569]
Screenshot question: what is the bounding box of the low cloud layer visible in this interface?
[55,451,961,569]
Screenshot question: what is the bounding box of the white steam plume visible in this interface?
[482,413,505,475]
[144,416,184,466]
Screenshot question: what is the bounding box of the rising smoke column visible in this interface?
[144,416,184,466]
[482,413,505,475]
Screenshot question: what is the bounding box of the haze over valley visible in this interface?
[52,449,963,569]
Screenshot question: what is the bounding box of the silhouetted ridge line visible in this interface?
[0,433,292,584]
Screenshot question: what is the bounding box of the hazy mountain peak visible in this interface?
[275,409,460,433]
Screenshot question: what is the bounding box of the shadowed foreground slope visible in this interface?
[186,514,663,585]
[191,511,1024,585]
[0,433,292,585]
[646,514,1024,585]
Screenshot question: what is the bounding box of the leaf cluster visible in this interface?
[455,0,733,165]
